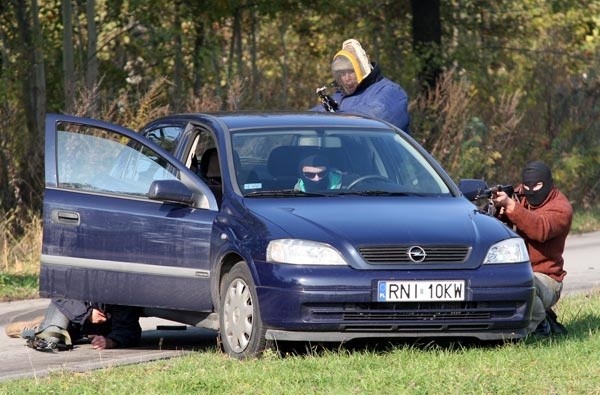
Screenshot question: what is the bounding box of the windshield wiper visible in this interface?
[244,189,331,197]
[336,190,424,196]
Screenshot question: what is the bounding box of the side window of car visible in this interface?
[55,122,179,198]
[144,126,182,153]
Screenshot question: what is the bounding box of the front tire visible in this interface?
[219,261,267,359]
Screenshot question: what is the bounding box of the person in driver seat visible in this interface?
[294,154,342,192]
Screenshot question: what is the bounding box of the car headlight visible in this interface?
[483,238,529,264]
[266,239,347,265]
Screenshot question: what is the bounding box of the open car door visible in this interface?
[41,114,217,312]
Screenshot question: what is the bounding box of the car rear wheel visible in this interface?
[219,261,268,359]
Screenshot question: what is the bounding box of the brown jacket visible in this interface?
[500,186,573,281]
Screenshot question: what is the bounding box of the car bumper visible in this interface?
[254,261,535,342]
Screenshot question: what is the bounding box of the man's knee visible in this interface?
[22,301,73,351]
[41,301,71,331]
[533,272,562,309]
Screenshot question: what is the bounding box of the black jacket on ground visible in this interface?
[52,298,142,348]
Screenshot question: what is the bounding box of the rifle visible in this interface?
[316,83,339,112]
[475,184,515,217]
[475,184,515,200]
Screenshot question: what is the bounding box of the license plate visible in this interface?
[377,280,465,302]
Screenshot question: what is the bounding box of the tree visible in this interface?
[85,0,98,99]
[411,0,442,91]
[62,0,74,113]
[0,0,46,216]
[0,0,599,217]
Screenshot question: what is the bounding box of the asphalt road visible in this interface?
[0,231,598,383]
[560,231,600,294]
[0,301,218,383]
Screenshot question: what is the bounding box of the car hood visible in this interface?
[244,196,515,266]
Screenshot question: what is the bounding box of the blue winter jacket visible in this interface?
[313,63,410,133]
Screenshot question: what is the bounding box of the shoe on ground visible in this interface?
[546,309,568,335]
[26,337,58,351]
[533,318,551,337]
[21,325,74,352]
[25,337,73,352]
[4,315,44,338]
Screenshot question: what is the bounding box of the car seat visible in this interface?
[198,148,222,203]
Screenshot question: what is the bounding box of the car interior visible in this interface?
[198,147,222,204]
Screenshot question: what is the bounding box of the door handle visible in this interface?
[52,210,80,226]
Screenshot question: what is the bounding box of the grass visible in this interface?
[1,210,41,275]
[1,290,599,394]
[571,204,600,234]
[0,272,39,302]
[0,210,41,302]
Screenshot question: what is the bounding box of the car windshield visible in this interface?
[231,127,451,197]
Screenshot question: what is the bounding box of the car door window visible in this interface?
[56,122,179,198]
[144,126,182,153]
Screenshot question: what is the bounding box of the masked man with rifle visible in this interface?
[312,39,410,133]
[492,161,573,336]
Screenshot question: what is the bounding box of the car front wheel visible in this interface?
[219,261,268,359]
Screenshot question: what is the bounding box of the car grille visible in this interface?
[358,245,471,264]
[305,301,520,332]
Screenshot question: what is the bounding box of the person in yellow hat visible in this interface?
[314,39,410,133]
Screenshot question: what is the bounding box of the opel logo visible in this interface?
[407,246,427,263]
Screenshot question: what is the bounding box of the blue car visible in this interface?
[40,112,534,358]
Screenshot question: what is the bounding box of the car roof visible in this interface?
[145,111,394,132]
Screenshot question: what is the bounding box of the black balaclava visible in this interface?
[299,154,330,192]
[521,160,554,207]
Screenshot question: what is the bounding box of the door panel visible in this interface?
[41,114,217,311]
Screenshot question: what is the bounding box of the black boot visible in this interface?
[533,318,551,337]
[546,308,567,335]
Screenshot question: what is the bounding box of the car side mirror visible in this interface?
[147,179,195,205]
[458,179,488,201]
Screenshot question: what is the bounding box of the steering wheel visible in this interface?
[346,174,390,189]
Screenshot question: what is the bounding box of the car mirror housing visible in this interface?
[459,179,488,201]
[147,179,195,205]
